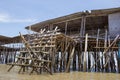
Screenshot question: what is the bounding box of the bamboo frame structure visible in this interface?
[0,7,119,75]
[7,27,76,74]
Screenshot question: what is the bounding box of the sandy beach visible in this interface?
[0,64,120,80]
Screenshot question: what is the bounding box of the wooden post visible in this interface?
[83,33,88,72]
[104,29,108,72]
[95,29,100,72]
[91,35,119,70]
[65,45,75,72]
[117,41,120,73]
[80,15,86,36]
[73,51,76,70]
[77,46,81,71]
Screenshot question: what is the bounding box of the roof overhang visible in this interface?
[25,7,120,32]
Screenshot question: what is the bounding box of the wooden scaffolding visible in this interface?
[7,27,76,74]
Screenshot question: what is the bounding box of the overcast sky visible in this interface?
[0,0,119,37]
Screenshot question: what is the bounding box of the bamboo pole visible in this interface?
[73,51,77,70]
[103,29,108,72]
[118,41,120,73]
[83,34,88,72]
[65,45,75,72]
[95,29,100,71]
[77,46,81,71]
[90,35,119,70]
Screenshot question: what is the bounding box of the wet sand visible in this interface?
[0,64,120,80]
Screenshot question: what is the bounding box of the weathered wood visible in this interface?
[83,34,88,72]
[90,35,119,70]
[95,29,100,71]
[96,29,100,47]
[65,46,75,72]
[73,51,76,70]
[77,46,81,71]
[118,41,120,73]
[6,27,76,74]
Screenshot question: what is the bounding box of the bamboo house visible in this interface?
[1,7,120,74]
